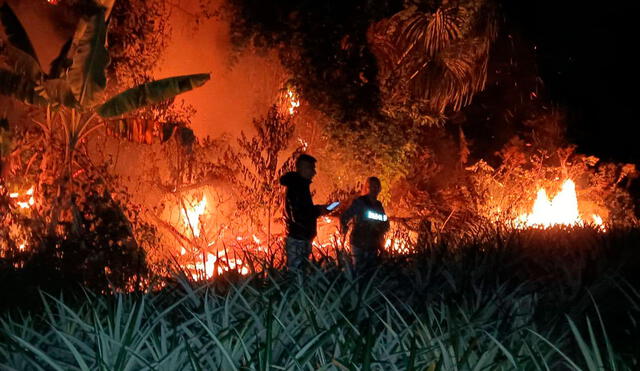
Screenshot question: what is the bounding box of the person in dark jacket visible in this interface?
[340,177,390,277]
[280,154,330,270]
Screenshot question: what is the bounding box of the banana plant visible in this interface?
[0,2,210,165]
[1,1,210,233]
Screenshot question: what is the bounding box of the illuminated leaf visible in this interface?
[68,10,109,107]
[96,74,211,118]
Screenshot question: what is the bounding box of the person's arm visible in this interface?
[380,203,391,233]
[340,199,360,234]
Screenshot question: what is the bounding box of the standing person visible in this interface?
[340,177,390,277]
[280,154,330,271]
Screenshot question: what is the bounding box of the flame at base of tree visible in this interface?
[516,179,604,229]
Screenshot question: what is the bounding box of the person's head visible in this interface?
[363,177,382,199]
[296,154,317,180]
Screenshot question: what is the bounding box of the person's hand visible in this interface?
[320,205,332,215]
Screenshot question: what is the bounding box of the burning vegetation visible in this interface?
[2,1,640,369]
[0,0,638,293]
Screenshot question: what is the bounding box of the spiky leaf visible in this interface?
[96,73,211,118]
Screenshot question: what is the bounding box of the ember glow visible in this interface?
[287,88,300,116]
[517,179,604,229]
[9,187,35,210]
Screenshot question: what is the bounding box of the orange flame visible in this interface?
[10,187,35,209]
[287,88,300,115]
[182,196,207,238]
[518,179,604,229]
[179,195,250,279]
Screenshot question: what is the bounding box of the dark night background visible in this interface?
[505,1,639,163]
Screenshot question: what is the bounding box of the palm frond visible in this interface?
[369,1,497,117]
[423,7,464,55]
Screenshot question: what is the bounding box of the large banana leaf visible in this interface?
[68,10,108,108]
[96,73,211,118]
[0,68,44,105]
[48,38,72,79]
[0,4,39,63]
[0,41,43,80]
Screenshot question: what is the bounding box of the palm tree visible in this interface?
[369,0,497,120]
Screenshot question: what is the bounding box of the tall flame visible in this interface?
[518,179,603,228]
[183,196,207,238]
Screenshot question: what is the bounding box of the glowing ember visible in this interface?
[10,187,35,209]
[517,179,604,228]
[297,137,309,151]
[385,238,410,254]
[187,253,249,280]
[287,88,300,115]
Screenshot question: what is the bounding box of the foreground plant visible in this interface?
[0,251,638,370]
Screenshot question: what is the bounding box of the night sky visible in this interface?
[504,1,640,163]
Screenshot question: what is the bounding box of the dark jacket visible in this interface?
[340,195,390,249]
[280,172,324,241]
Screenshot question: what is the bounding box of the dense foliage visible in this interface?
[226,0,402,121]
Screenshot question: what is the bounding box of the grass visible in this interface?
[1,226,640,370]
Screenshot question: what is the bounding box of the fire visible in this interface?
[9,187,35,209]
[178,195,250,279]
[385,238,410,254]
[518,179,604,229]
[287,88,300,115]
[187,252,249,280]
[182,196,207,238]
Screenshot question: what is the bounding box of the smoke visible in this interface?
[154,0,288,139]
